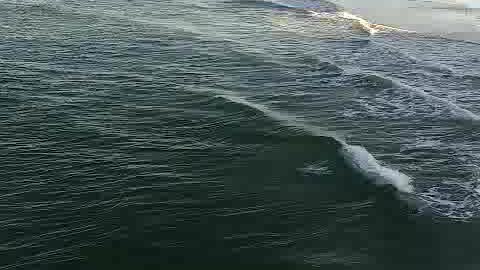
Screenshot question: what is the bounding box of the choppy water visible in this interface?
[1,0,480,269]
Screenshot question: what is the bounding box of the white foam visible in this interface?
[375,42,456,74]
[339,11,413,35]
[339,11,380,35]
[310,10,412,35]
[267,0,297,9]
[309,10,339,20]
[267,0,328,9]
[389,77,480,121]
[301,161,332,175]
[418,180,480,219]
[340,68,480,121]
[341,144,413,193]
[219,94,304,128]
[266,1,413,36]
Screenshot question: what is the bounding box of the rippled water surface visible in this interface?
[1,0,480,269]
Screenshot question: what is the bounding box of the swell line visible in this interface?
[192,87,414,193]
[362,73,480,121]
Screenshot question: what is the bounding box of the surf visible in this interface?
[338,11,412,36]
[263,0,412,35]
[362,73,480,122]
[192,87,414,193]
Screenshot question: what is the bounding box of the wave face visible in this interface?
[2,0,480,269]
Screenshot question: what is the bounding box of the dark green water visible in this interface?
[1,0,480,269]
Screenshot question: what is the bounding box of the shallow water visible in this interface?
[1,0,480,269]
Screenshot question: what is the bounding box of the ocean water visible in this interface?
[1,0,480,269]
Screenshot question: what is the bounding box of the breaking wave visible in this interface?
[265,0,412,35]
[193,87,414,193]
[341,144,413,193]
[338,11,412,36]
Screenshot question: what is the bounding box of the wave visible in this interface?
[246,0,300,9]
[341,144,413,193]
[264,0,480,44]
[193,87,413,193]
[338,12,412,36]
[374,41,456,74]
[364,73,480,121]
[263,0,412,36]
[266,0,339,11]
[215,87,480,217]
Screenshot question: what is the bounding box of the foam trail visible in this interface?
[339,12,413,35]
[375,42,455,74]
[265,0,297,9]
[343,69,479,121]
[384,75,480,121]
[196,88,414,193]
[414,88,480,121]
[340,11,380,35]
[266,0,327,9]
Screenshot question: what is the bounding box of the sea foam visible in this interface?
[338,11,412,35]
[341,144,413,193]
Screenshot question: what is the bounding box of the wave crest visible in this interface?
[341,144,413,193]
[194,87,414,193]
[338,12,413,36]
